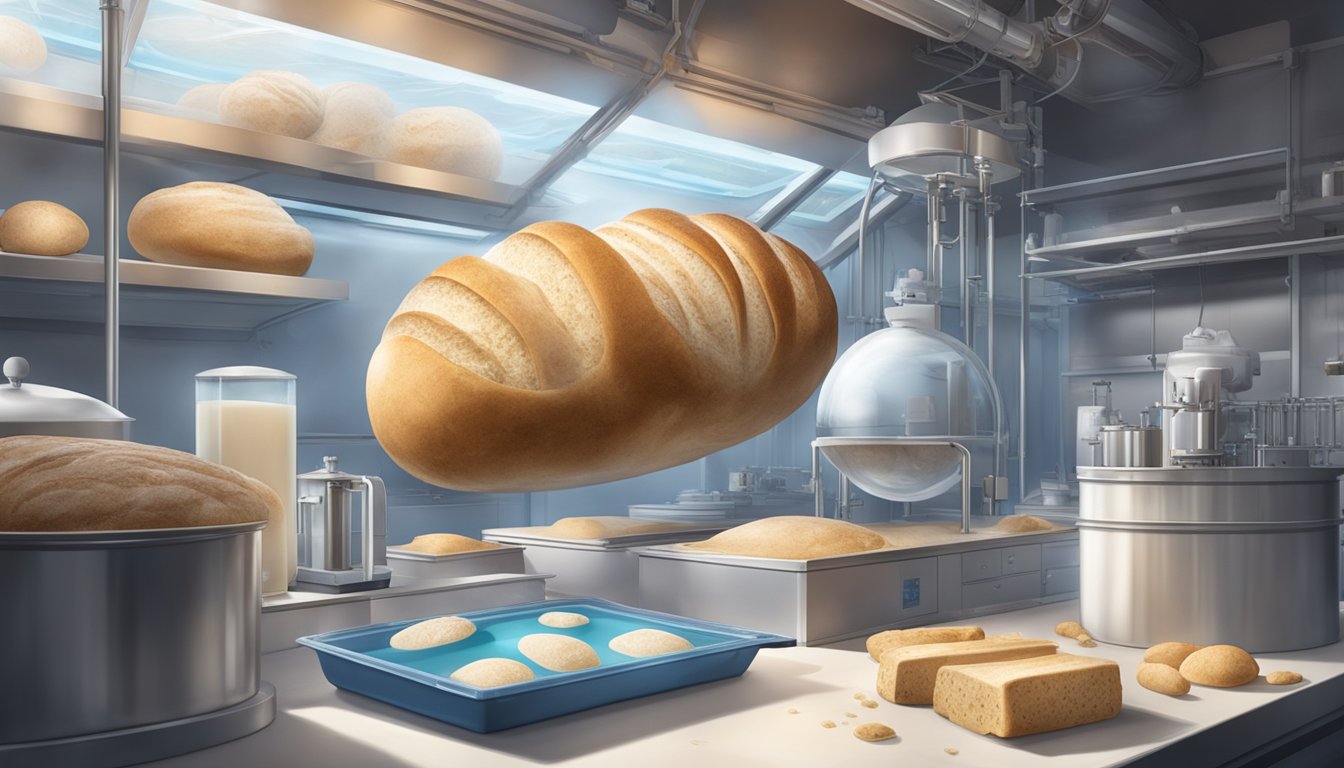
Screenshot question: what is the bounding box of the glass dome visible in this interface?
[816,322,1004,501]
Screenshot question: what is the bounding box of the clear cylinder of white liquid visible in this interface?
[195,366,297,596]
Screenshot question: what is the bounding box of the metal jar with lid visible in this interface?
[1099,424,1163,467]
[0,356,132,439]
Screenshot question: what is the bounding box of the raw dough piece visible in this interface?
[538,611,589,628]
[0,16,46,73]
[0,201,88,256]
[866,626,984,661]
[991,515,1056,533]
[820,720,836,729]
[176,83,227,114]
[399,533,500,554]
[933,653,1123,738]
[853,723,896,742]
[1143,641,1202,669]
[517,633,600,672]
[450,657,535,688]
[1266,671,1302,685]
[545,516,686,539]
[389,616,477,651]
[218,70,323,138]
[1054,621,1098,648]
[377,106,503,180]
[682,516,885,560]
[608,628,692,657]
[311,82,394,154]
[1179,645,1259,688]
[1137,662,1190,696]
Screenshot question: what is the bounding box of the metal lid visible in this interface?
[298,456,360,483]
[195,366,296,380]
[0,357,132,424]
[1099,424,1160,432]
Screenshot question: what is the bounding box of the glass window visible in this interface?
[770,172,885,259]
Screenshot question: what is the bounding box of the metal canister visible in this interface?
[1099,424,1162,467]
[1322,160,1344,197]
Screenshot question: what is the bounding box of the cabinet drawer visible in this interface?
[1043,540,1081,569]
[1001,544,1041,575]
[962,572,1041,610]
[1044,566,1081,596]
[961,548,1001,582]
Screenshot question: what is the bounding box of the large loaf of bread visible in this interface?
[366,209,838,492]
[876,637,1059,705]
[0,435,278,531]
[933,653,1123,737]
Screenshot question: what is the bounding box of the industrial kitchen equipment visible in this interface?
[1,356,131,439]
[293,455,391,593]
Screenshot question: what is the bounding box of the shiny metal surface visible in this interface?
[0,523,263,743]
[1077,467,1341,652]
[102,0,122,409]
[816,436,976,532]
[1099,424,1162,467]
[0,357,133,439]
[868,119,1020,185]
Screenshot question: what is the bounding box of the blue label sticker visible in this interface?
[902,577,920,609]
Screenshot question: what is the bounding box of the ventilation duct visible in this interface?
[843,0,1202,103]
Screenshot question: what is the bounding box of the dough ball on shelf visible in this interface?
[377,106,503,180]
[0,16,47,74]
[0,201,88,256]
[218,70,323,139]
[310,82,395,155]
[176,83,228,115]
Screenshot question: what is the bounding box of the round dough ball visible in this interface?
[1179,644,1259,687]
[389,616,477,650]
[538,611,589,629]
[176,83,228,115]
[218,71,323,139]
[853,723,897,742]
[377,106,503,180]
[310,82,394,155]
[517,633,600,672]
[0,16,47,74]
[1143,641,1202,669]
[450,657,535,688]
[0,201,88,256]
[608,628,692,657]
[400,533,499,555]
[1137,662,1191,697]
[127,181,314,276]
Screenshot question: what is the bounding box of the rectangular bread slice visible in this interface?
[877,638,1058,705]
[932,653,1122,737]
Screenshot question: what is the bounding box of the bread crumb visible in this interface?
[787,708,799,714]
[821,720,837,729]
[853,692,867,700]
[1077,633,1098,648]
[861,699,879,709]
[845,711,858,718]
[1267,671,1303,685]
[841,721,850,725]
[945,747,960,755]
[853,722,897,742]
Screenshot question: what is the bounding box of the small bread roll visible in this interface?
[378,106,503,180]
[1179,644,1259,687]
[0,16,46,73]
[450,657,535,688]
[127,181,314,275]
[517,633,600,672]
[1143,641,1203,669]
[389,616,476,650]
[1137,662,1190,696]
[608,628,693,657]
[219,70,323,138]
[176,83,228,115]
[538,611,589,628]
[399,533,500,555]
[311,82,394,155]
[853,723,897,742]
[0,201,88,256]
[1266,671,1302,685]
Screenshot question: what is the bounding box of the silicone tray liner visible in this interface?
[298,597,794,732]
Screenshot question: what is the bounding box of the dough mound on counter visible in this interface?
[176,83,228,114]
[546,516,689,540]
[311,82,395,155]
[1179,644,1259,687]
[389,616,477,651]
[1143,641,1202,669]
[450,657,535,688]
[219,70,324,138]
[853,723,897,742]
[399,532,500,555]
[991,515,1056,533]
[538,611,589,628]
[1137,662,1190,696]
[0,200,88,256]
[866,626,985,662]
[377,106,503,180]
[128,181,314,276]
[682,516,885,560]
[608,628,692,657]
[0,435,278,531]
[517,633,600,672]
[0,16,47,73]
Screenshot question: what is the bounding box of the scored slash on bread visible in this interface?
[367,209,838,492]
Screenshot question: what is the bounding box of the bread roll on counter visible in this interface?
[128,181,314,275]
[367,209,838,492]
[176,83,228,115]
[0,435,278,531]
[311,82,395,155]
[218,70,323,138]
[0,201,88,256]
[377,106,503,180]
[0,16,46,73]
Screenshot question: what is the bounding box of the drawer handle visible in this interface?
[1006,554,1015,564]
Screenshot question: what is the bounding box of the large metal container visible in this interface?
[1099,424,1162,467]
[0,522,264,743]
[1077,466,1342,652]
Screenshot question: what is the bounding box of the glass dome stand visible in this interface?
[811,436,974,534]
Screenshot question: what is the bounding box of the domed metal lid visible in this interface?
[0,357,132,424]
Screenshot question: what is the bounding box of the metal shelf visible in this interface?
[0,251,347,334]
[1024,233,1344,285]
[1024,199,1289,259]
[1021,148,1288,207]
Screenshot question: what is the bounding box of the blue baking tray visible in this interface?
[297,597,794,732]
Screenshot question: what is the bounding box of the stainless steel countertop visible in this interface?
[140,599,1344,767]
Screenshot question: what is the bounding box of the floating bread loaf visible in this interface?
[866,626,985,662]
[0,16,47,73]
[367,209,838,491]
[378,106,503,180]
[0,435,278,531]
[876,638,1058,705]
[398,533,501,554]
[0,201,88,256]
[128,182,314,276]
[681,516,883,560]
[311,82,394,155]
[932,653,1122,737]
[218,70,323,138]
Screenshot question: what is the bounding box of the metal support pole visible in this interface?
[952,441,973,534]
[959,191,972,348]
[838,474,851,521]
[811,442,823,517]
[101,0,122,408]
